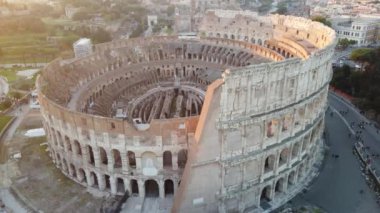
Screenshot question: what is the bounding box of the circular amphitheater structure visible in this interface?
[37,10,336,213]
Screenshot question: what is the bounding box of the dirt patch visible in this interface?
[7,111,104,213]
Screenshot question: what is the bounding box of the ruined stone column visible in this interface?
[159,180,165,198]
[138,179,145,198]
[121,152,129,174]
[157,156,163,171]
[123,177,131,194]
[172,153,178,170]
[110,176,117,194]
[98,172,106,191]
[107,150,114,173]
[85,169,93,186]
[94,147,101,168]
[81,145,89,166]
[136,157,142,171]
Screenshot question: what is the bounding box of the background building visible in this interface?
[73,38,93,58]
[332,15,380,46]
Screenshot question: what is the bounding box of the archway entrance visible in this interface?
[260,185,271,204]
[145,179,159,197]
[131,179,139,195]
[164,179,174,196]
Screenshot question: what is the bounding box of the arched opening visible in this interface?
[90,172,98,187]
[231,34,235,40]
[267,120,277,137]
[291,142,300,159]
[70,164,77,178]
[275,178,285,196]
[131,179,139,195]
[260,185,271,205]
[288,171,296,186]
[128,151,136,168]
[99,147,108,165]
[78,168,86,183]
[87,145,95,165]
[56,131,63,147]
[113,149,122,168]
[145,179,159,197]
[74,140,81,155]
[251,38,255,44]
[177,149,188,169]
[264,155,275,173]
[105,175,111,190]
[117,178,125,193]
[56,153,61,167]
[258,39,262,45]
[65,136,72,152]
[164,179,174,197]
[163,151,172,168]
[62,159,68,172]
[279,148,289,166]
[298,164,304,180]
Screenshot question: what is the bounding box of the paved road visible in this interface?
[329,93,380,173]
[291,93,380,213]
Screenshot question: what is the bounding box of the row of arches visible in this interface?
[48,128,188,172]
[260,159,311,206]
[52,150,177,197]
[263,123,321,174]
[265,92,326,140]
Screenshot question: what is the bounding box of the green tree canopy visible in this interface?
[350,48,375,63]
[311,16,332,27]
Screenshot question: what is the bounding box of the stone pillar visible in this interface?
[274,152,280,175]
[107,150,114,173]
[85,169,93,186]
[157,156,163,171]
[136,157,142,171]
[121,152,129,174]
[94,147,101,168]
[138,179,145,198]
[81,145,89,166]
[72,141,78,157]
[159,180,165,198]
[110,176,117,194]
[124,178,130,194]
[98,173,106,191]
[63,137,68,153]
[173,179,178,196]
[68,164,74,177]
[172,154,178,170]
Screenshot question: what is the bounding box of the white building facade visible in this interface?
[332,16,380,46]
[73,38,93,58]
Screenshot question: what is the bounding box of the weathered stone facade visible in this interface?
[37,10,336,212]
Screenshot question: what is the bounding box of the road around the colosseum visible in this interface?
[0,103,31,213]
[290,93,380,213]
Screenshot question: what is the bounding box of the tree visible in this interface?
[275,2,287,15]
[350,48,374,62]
[311,16,332,27]
[337,38,357,49]
[91,28,111,43]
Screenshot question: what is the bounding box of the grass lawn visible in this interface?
[0,68,19,82]
[0,33,60,64]
[0,115,13,133]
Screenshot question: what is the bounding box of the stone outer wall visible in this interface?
[172,11,336,213]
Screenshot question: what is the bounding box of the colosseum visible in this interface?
[37,10,336,213]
